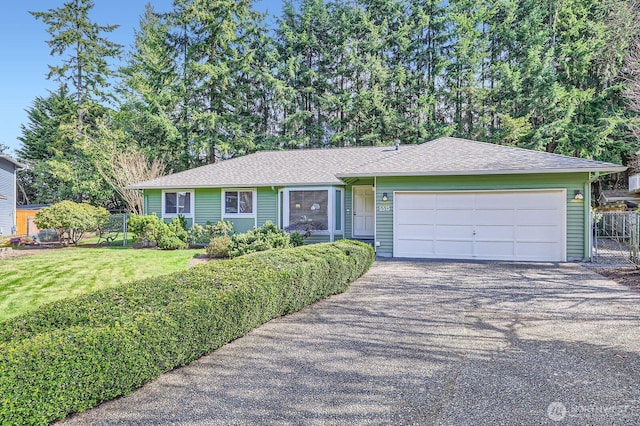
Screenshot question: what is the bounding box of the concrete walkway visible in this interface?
[62,261,640,425]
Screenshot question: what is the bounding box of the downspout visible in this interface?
[374,176,377,254]
[12,164,17,235]
[586,172,601,262]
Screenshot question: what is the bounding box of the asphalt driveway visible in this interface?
[62,260,640,425]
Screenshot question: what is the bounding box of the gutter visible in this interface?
[336,167,627,179]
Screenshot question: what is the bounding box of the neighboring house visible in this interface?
[130,137,625,262]
[0,155,24,236]
[598,189,640,211]
[16,204,50,236]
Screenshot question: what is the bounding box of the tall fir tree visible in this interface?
[31,0,122,128]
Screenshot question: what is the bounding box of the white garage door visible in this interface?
[393,190,566,261]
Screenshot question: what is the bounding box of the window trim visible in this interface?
[283,187,335,237]
[161,189,194,218]
[222,188,257,219]
[335,188,344,233]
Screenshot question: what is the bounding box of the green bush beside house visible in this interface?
[0,240,374,425]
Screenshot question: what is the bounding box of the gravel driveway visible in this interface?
[62,260,640,425]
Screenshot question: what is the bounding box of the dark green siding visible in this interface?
[345,187,353,237]
[304,235,331,244]
[195,188,221,225]
[228,218,256,233]
[375,173,589,260]
[335,189,342,231]
[257,187,279,226]
[144,190,162,218]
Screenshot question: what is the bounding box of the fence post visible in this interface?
[122,213,128,247]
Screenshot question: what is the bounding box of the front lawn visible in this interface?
[0,246,203,322]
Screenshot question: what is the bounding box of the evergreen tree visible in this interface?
[31,0,122,128]
[118,4,188,171]
[171,0,266,163]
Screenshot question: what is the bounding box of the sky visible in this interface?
[0,0,281,157]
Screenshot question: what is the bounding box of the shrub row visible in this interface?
[0,240,375,425]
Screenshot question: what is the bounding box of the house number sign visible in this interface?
[378,205,392,212]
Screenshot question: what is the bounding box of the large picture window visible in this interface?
[288,190,329,231]
[224,190,254,214]
[164,191,191,215]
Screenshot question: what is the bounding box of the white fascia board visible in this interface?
[337,167,627,178]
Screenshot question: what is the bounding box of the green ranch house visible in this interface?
[130,137,625,262]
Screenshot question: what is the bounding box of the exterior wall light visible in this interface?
[381,193,388,202]
[574,190,584,200]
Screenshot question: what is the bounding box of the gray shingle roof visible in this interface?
[129,137,626,189]
[338,137,626,177]
[129,145,401,189]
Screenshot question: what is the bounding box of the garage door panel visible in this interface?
[475,225,514,240]
[395,240,435,257]
[396,224,434,240]
[434,225,473,240]
[475,210,515,225]
[474,193,515,209]
[435,209,475,223]
[434,241,474,256]
[516,242,562,260]
[397,209,436,224]
[394,191,565,262]
[396,194,436,209]
[515,225,561,242]
[474,241,515,258]
[515,210,559,226]
[436,194,471,209]
[517,192,558,209]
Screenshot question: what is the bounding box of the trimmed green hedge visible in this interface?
[0,240,374,425]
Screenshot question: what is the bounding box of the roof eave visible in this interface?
[0,156,25,169]
[337,167,627,178]
[127,180,345,190]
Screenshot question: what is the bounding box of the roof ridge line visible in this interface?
[338,143,423,173]
[440,136,615,165]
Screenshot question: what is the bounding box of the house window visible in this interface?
[164,191,192,215]
[224,190,254,214]
[288,190,329,231]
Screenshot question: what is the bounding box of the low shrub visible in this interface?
[228,221,293,258]
[206,235,232,258]
[127,214,167,246]
[34,201,109,245]
[0,240,374,425]
[289,231,304,247]
[188,221,234,246]
[127,215,188,249]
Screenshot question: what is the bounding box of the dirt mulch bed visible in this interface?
[597,268,640,290]
[187,253,213,268]
[0,246,63,259]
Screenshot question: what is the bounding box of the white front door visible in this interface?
[353,186,375,237]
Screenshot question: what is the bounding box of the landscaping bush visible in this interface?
[127,215,189,249]
[34,201,109,245]
[206,235,232,258]
[0,240,374,425]
[289,231,304,247]
[228,221,294,258]
[188,221,234,246]
[126,214,167,246]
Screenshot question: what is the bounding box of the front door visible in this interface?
[353,186,375,237]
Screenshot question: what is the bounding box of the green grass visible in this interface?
[0,246,203,322]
